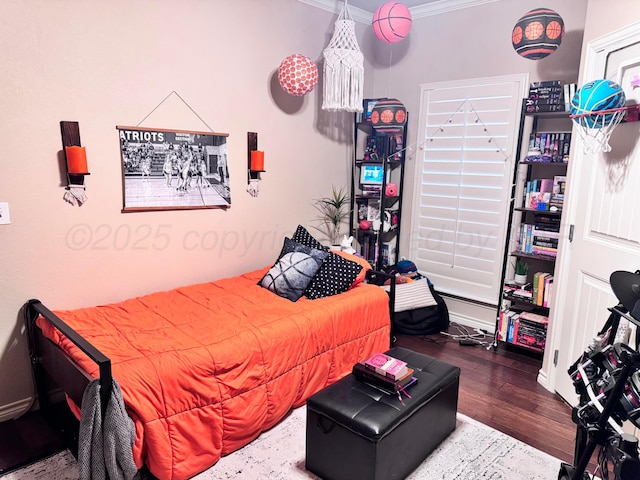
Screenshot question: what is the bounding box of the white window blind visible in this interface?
[409,74,528,305]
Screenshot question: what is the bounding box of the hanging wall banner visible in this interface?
[117,126,230,212]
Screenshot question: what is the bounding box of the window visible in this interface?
[409,74,528,305]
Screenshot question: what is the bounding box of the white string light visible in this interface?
[381,98,513,270]
[386,98,511,163]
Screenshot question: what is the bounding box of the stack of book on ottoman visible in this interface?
[353,352,417,397]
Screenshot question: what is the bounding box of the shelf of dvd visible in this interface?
[350,100,407,270]
[495,84,571,356]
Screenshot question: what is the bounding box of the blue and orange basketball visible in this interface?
[372,2,412,45]
[570,79,626,128]
[512,8,564,60]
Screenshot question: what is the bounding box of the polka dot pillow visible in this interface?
[291,225,327,251]
[304,251,364,300]
[289,225,364,299]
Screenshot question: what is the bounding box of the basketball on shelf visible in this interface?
[570,79,626,128]
[512,8,564,60]
[371,98,407,131]
[372,2,412,44]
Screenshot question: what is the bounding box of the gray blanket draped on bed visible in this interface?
[78,378,138,480]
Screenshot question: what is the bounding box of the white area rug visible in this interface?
[1,406,562,480]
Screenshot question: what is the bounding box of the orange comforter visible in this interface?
[37,267,390,480]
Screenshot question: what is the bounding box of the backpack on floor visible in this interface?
[393,283,450,335]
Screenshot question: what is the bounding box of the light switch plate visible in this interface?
[0,202,11,225]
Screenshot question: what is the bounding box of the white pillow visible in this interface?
[383,279,437,312]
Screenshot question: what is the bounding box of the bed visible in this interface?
[24,227,394,480]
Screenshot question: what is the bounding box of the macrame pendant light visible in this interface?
[322,0,364,112]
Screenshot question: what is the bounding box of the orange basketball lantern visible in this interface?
[512,8,564,60]
[371,99,407,131]
[277,54,319,97]
[372,2,412,44]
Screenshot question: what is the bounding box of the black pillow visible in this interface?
[277,237,329,266]
[291,225,327,251]
[304,252,363,300]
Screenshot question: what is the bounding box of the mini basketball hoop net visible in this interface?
[571,104,640,154]
[570,106,628,154]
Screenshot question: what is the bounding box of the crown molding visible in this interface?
[297,0,372,23]
[297,0,501,23]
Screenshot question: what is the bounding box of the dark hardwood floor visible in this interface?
[0,404,73,475]
[0,326,590,476]
[395,328,581,467]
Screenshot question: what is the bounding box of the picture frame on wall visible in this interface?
[117,126,230,212]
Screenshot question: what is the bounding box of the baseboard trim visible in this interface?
[536,369,549,390]
[449,311,495,334]
[0,397,34,422]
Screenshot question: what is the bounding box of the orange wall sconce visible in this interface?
[61,121,90,206]
[247,132,264,198]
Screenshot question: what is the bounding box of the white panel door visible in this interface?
[549,22,640,404]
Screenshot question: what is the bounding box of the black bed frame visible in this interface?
[25,299,113,416]
[23,270,395,449]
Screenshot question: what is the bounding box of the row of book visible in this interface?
[522,175,566,212]
[364,133,405,161]
[525,80,577,113]
[532,272,554,307]
[498,309,548,352]
[525,131,571,163]
[503,271,554,307]
[517,222,560,257]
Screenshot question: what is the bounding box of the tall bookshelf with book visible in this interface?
[350,99,407,270]
[495,80,572,355]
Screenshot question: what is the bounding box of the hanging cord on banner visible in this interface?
[386,98,510,163]
[136,91,215,133]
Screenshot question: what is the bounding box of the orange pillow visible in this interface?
[334,250,372,287]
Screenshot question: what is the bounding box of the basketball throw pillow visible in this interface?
[261,251,322,302]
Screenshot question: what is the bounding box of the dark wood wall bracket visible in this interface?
[60,121,90,188]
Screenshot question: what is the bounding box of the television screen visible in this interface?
[360,164,384,185]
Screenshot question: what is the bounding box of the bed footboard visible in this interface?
[24,299,113,416]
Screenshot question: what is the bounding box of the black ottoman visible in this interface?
[305,347,460,480]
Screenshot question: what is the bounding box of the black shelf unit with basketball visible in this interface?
[349,101,408,271]
[494,98,571,355]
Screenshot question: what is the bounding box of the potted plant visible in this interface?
[514,258,529,285]
[313,185,351,248]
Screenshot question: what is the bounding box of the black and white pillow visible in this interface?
[304,252,363,300]
[282,226,363,299]
[260,251,324,302]
[259,237,329,301]
[277,237,329,266]
[291,225,327,251]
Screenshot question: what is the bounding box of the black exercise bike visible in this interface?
[559,271,640,480]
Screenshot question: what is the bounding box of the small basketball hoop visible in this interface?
[571,106,627,154]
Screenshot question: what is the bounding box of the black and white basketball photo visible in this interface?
[118,126,231,211]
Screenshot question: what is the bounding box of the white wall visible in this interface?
[0,0,352,419]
